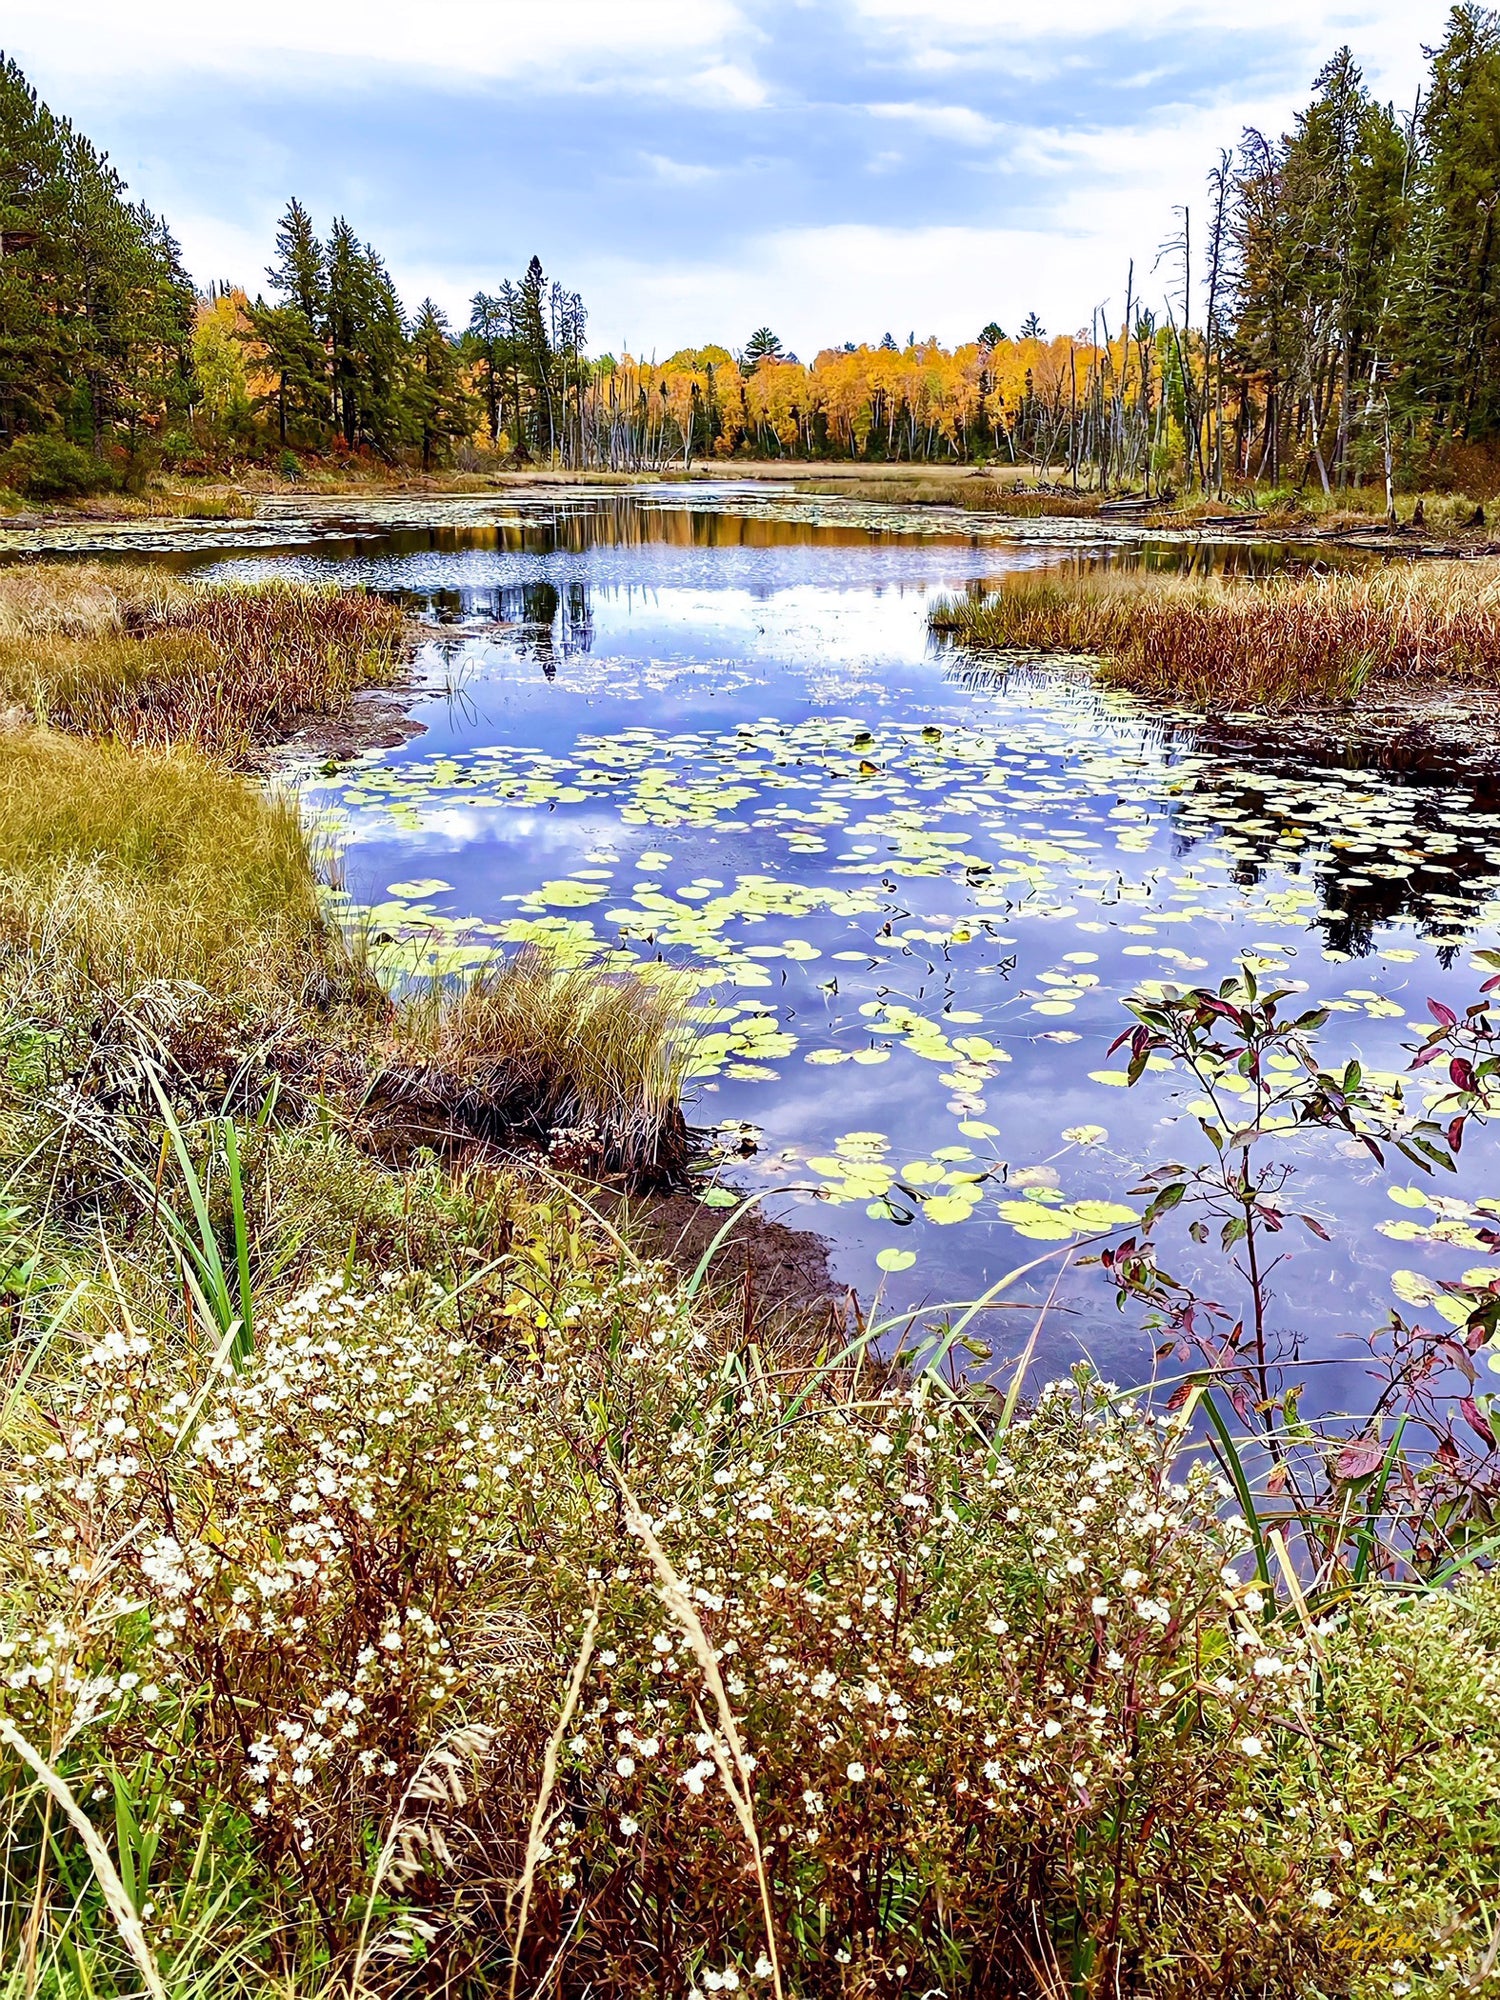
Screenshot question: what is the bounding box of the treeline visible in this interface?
[248,202,588,469]
[0,56,193,493]
[13,12,1500,492]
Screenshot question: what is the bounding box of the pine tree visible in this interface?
[744,327,784,364]
[0,55,193,465]
[407,298,475,471]
[323,219,407,457]
[1400,5,1500,441]
[465,290,509,444]
[267,198,324,325]
[512,255,554,456]
[254,197,329,442]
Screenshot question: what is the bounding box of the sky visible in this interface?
[2,0,1456,359]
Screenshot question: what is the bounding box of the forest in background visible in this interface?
[9,8,1500,493]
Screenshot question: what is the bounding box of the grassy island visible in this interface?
[931,558,1500,712]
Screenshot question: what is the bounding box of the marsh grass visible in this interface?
[380,950,697,1178]
[0,563,408,758]
[931,558,1500,709]
[0,729,335,993]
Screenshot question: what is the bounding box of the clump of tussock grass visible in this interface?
[376,949,697,1179]
[931,558,1500,709]
[0,728,340,994]
[0,561,408,757]
[0,714,695,1187]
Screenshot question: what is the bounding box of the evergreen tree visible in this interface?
[324,219,407,457]
[742,327,784,376]
[267,197,324,325]
[512,255,555,455]
[253,197,329,443]
[0,55,193,464]
[1400,5,1500,440]
[465,289,510,445]
[406,298,475,470]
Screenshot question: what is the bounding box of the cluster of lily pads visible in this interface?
[311,694,1500,1307]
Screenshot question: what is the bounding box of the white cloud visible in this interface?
[689,61,769,108]
[640,153,724,185]
[569,221,1157,358]
[3,0,1463,359]
[868,102,999,145]
[851,0,1448,108]
[2,0,749,86]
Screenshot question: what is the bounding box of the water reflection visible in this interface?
[189,492,1500,1413]
[946,655,1500,951]
[423,579,596,675]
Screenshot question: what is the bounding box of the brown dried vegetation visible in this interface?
[0,561,408,759]
[931,558,1500,710]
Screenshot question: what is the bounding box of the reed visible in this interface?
[930,558,1500,708]
[0,563,408,757]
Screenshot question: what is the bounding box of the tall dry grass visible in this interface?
[380,950,696,1177]
[930,558,1500,708]
[0,728,337,993]
[0,563,408,758]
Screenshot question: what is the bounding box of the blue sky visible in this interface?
[4,0,1452,357]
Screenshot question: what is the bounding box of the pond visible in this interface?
[191,488,1500,1411]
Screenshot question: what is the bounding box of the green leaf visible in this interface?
[875,1247,918,1273]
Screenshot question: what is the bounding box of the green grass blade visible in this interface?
[1202,1388,1272,1590]
[1351,1413,1407,1588]
[220,1117,254,1366]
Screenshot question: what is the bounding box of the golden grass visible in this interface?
[0,562,408,758]
[0,728,335,992]
[930,558,1500,709]
[0,560,187,638]
[381,949,697,1178]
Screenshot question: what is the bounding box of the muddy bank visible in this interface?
[596,1184,848,1328]
[259,674,427,775]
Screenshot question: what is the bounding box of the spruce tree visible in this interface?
[407,297,475,470]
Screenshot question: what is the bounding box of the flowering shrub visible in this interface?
[1269,1580,1500,1999]
[5,1221,1426,1998]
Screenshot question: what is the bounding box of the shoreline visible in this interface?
[5,467,1500,561]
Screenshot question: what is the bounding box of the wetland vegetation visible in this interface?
[0,506,1497,1995]
[929,557,1500,711]
[14,1,1500,1989]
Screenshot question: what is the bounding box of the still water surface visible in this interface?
[199,491,1500,1404]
